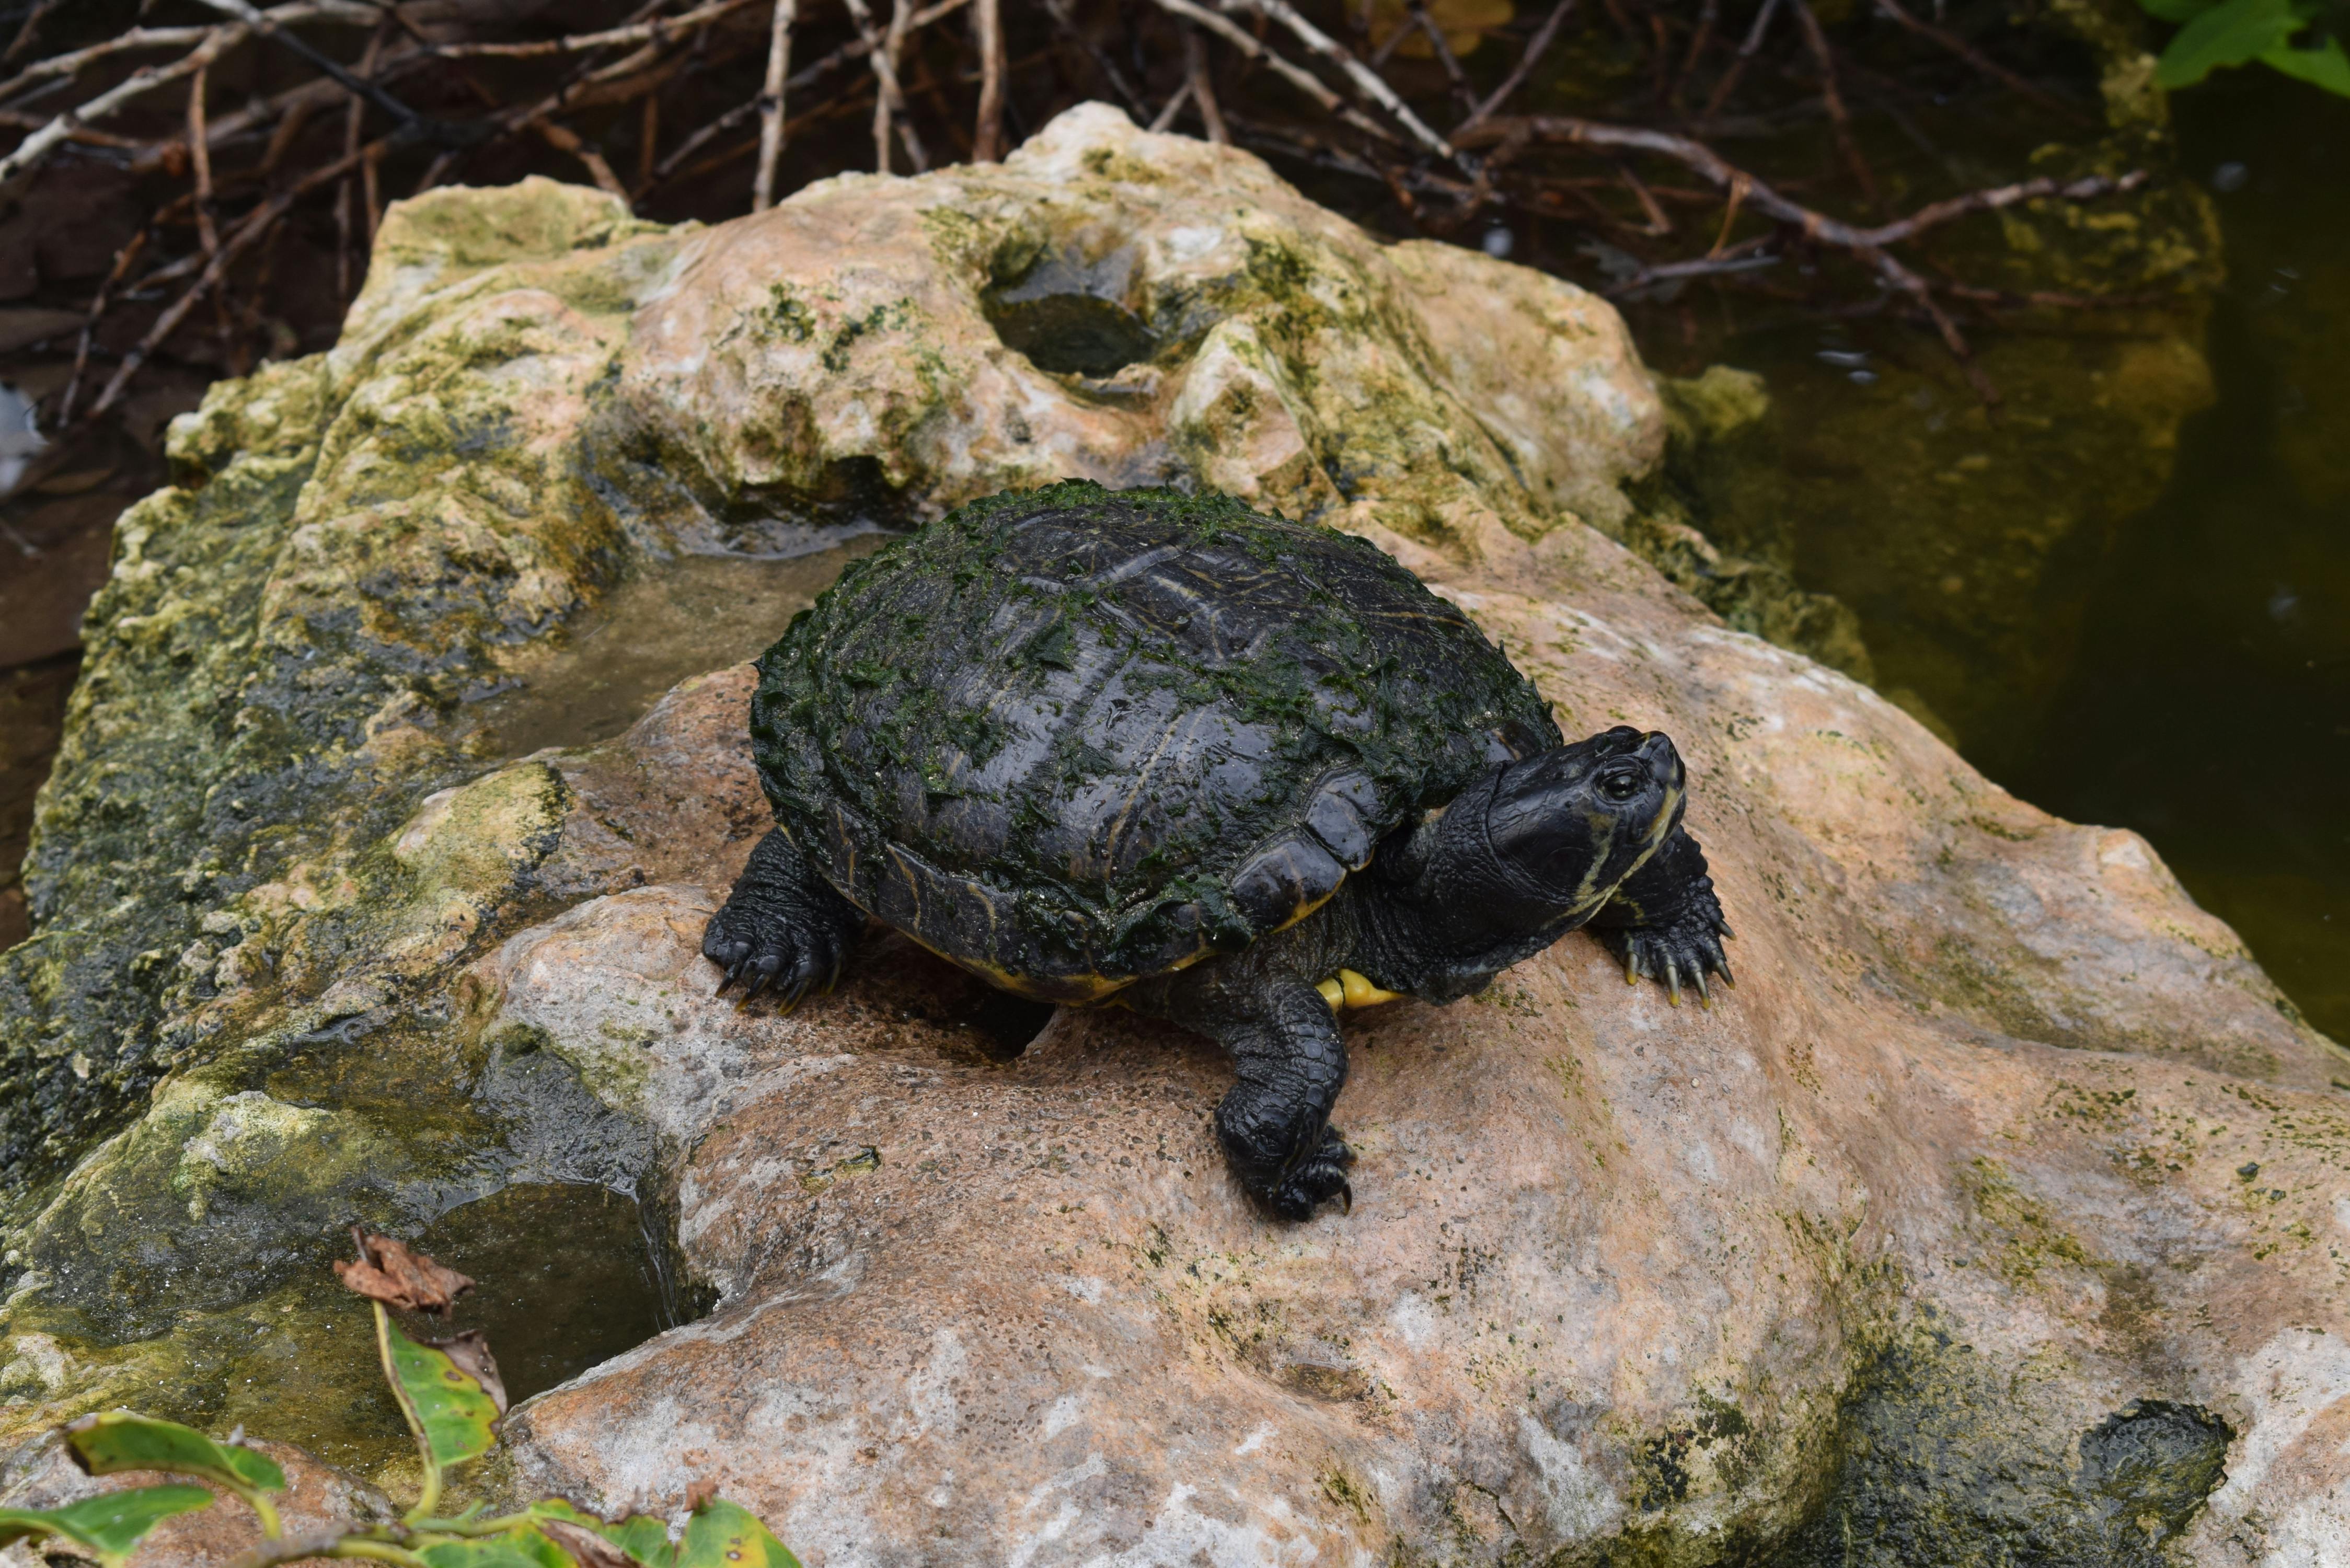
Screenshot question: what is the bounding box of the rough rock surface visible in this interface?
[4,105,2348,1566]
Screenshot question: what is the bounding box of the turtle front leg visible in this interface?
[703,829,865,1005]
[1586,826,1733,1006]
[1155,974,1355,1220]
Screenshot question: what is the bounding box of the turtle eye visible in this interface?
[1598,768,1644,803]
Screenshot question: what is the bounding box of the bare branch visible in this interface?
[1183,21,1228,144]
[1455,113,2148,381]
[972,0,1005,162]
[0,24,244,186]
[1871,0,2090,123]
[1219,0,1460,165]
[0,4,375,107]
[1787,0,1878,209]
[753,0,796,208]
[432,0,763,59]
[1458,0,1578,136]
[1701,0,1782,120]
[1150,0,1396,146]
[92,134,389,421]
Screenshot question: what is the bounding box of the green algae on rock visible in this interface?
[2,104,2344,1567]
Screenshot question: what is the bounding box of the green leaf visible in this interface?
[2137,0,2219,20]
[0,1485,214,1567]
[381,1316,503,1471]
[66,1412,288,1495]
[2156,0,2305,84]
[529,1502,674,1568]
[419,1535,569,1568]
[2259,36,2350,94]
[675,1501,802,1568]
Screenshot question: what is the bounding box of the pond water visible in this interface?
[2001,79,2350,1046]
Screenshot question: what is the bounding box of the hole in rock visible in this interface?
[983,248,1159,378]
[987,291,1160,378]
[405,1181,679,1406]
[465,536,887,758]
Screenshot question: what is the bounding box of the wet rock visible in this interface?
[0,104,2344,1566]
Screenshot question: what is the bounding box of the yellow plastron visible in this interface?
[1318,969,1403,1011]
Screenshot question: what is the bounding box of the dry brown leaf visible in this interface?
[424,1328,510,1413]
[332,1229,477,1315]
[538,1518,636,1568]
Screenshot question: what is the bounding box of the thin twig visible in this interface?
[881,0,927,170]
[973,0,1005,160]
[1607,236,1778,294]
[842,0,901,171]
[1148,79,1192,132]
[187,62,240,365]
[1184,21,1228,144]
[1407,0,1479,116]
[0,22,244,186]
[1456,114,2145,386]
[0,4,373,106]
[1673,0,1719,105]
[91,135,386,421]
[1788,0,1879,210]
[535,118,627,197]
[648,25,884,187]
[1458,0,1577,136]
[1223,0,1460,165]
[59,229,146,425]
[1870,0,2089,122]
[3,0,61,68]
[1040,0,1150,117]
[432,0,761,59]
[192,0,435,135]
[752,0,794,207]
[1701,0,1781,121]
[1150,0,1395,145]
[1615,158,1672,234]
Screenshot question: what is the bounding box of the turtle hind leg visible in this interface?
[703,829,864,1006]
[1196,979,1355,1221]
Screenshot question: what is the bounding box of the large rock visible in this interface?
[4,105,2348,1565]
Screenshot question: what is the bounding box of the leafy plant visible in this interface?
[2137,0,2350,97]
[1,1233,799,1568]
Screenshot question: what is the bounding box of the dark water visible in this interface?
[2002,80,2350,1044]
[407,1183,672,1410]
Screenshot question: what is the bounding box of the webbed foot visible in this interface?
[1265,1126,1356,1221]
[702,830,863,1008]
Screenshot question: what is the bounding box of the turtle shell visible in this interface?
[750,481,1561,1002]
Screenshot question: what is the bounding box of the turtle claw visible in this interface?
[702,839,863,1013]
[1263,1125,1356,1220]
[1599,892,1734,1010]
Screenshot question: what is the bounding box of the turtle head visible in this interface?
[1386,726,1686,938]
[1485,727,1686,923]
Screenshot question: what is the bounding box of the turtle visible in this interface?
[704,481,1732,1220]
